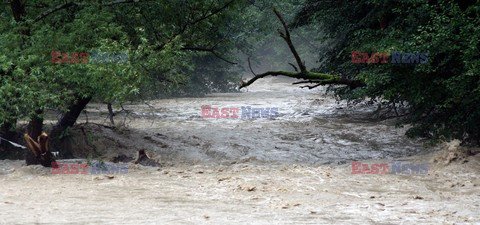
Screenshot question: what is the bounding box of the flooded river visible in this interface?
[0,77,479,224]
[114,77,434,165]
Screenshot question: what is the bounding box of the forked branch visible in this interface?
[273,8,306,73]
[240,8,365,90]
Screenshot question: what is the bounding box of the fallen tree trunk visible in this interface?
[240,71,365,89]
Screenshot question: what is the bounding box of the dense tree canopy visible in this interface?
[0,0,244,156]
[0,0,305,157]
[291,0,480,143]
[1,0,479,160]
[242,0,480,144]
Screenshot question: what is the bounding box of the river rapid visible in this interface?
[0,77,479,224]
[119,77,434,165]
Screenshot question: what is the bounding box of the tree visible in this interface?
[240,8,365,90]
[0,0,248,160]
[291,0,480,143]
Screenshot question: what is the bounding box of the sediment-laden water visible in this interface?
[1,77,478,224]
[109,77,435,164]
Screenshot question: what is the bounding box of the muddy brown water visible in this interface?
[1,77,479,224]
[85,77,436,165]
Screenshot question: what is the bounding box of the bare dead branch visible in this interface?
[240,71,334,89]
[240,70,365,89]
[292,80,322,85]
[248,56,257,75]
[288,63,298,72]
[181,46,237,64]
[154,0,237,51]
[300,83,323,89]
[102,0,144,6]
[239,8,366,90]
[273,8,306,73]
[34,0,147,23]
[188,0,237,26]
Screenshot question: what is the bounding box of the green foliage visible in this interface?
[296,0,480,143]
[0,0,251,127]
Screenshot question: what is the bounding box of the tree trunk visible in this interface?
[27,110,44,140]
[10,0,25,22]
[50,96,92,158]
[107,103,115,125]
[56,96,92,130]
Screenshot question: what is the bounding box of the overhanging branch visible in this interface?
[34,2,77,23]
[273,7,306,73]
[248,57,257,75]
[33,0,147,23]
[240,71,336,89]
[154,0,237,51]
[180,46,237,64]
[239,8,365,90]
[188,0,237,26]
